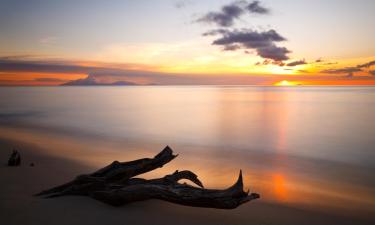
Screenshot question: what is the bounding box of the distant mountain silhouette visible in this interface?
[62,76,138,86]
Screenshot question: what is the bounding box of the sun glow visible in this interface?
[274,80,297,86]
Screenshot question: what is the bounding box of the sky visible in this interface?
[0,0,374,85]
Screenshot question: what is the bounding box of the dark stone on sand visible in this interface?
[8,150,21,166]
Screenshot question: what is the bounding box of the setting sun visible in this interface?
[274,80,297,86]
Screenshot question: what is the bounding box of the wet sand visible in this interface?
[1,137,374,225]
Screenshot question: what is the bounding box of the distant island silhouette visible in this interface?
[62,76,140,86]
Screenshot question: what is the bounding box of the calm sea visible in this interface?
[0,86,374,216]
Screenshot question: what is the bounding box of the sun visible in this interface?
[274,80,296,86]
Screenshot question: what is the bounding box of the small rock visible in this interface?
[8,149,21,166]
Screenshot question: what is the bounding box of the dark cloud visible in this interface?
[321,60,375,77]
[257,45,290,61]
[321,67,362,77]
[34,78,68,82]
[206,29,290,61]
[321,67,362,74]
[0,111,44,121]
[246,1,269,14]
[286,59,307,67]
[210,29,286,45]
[197,1,270,27]
[0,59,89,74]
[0,59,162,79]
[277,62,285,67]
[323,62,338,65]
[369,70,375,76]
[357,60,375,68]
[314,58,337,65]
[198,1,289,62]
[223,44,242,51]
[196,2,244,27]
[255,59,285,66]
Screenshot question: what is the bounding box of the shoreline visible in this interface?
[1,137,374,225]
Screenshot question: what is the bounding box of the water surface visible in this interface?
[0,86,374,217]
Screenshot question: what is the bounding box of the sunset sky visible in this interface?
[0,0,374,85]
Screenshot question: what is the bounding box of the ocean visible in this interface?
[0,86,374,216]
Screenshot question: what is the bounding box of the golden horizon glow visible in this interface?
[274,80,298,86]
[0,54,374,86]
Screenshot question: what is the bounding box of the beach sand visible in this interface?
[1,138,374,225]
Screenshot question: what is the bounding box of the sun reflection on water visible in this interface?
[272,174,288,201]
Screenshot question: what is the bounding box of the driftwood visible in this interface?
[8,149,21,166]
[36,146,259,209]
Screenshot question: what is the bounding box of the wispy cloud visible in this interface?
[196,1,245,27]
[196,1,270,27]
[286,59,307,67]
[321,59,375,77]
[246,1,269,14]
[321,67,361,74]
[357,60,375,68]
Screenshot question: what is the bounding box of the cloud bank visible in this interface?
[357,60,375,68]
[321,60,375,77]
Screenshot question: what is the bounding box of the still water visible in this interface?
[0,86,374,215]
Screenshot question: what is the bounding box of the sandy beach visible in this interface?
[1,136,374,225]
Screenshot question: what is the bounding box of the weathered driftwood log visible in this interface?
[8,149,21,166]
[35,146,177,197]
[92,170,259,209]
[36,146,259,209]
